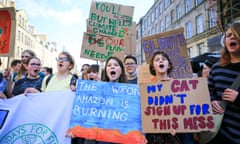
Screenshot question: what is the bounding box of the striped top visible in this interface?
[208,62,240,143]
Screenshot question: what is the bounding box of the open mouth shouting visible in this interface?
[159,64,164,69]
[108,70,119,81]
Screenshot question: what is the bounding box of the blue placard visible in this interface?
[69,80,142,134]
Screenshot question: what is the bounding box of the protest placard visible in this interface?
[87,1,134,38]
[81,32,131,61]
[68,80,145,143]
[141,28,193,79]
[140,77,214,133]
[0,8,16,56]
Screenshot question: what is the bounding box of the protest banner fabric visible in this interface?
[0,90,75,144]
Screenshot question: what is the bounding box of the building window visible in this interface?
[17,46,20,57]
[18,30,20,41]
[176,4,182,20]
[196,14,204,34]
[155,7,159,18]
[185,21,192,39]
[198,43,204,54]
[18,15,21,24]
[160,20,164,32]
[165,15,170,29]
[188,47,192,57]
[209,6,217,28]
[195,0,202,6]
[165,0,170,9]
[151,11,155,22]
[22,18,24,27]
[185,0,191,13]
[171,10,174,24]
[159,2,163,14]
[148,16,151,26]
[21,32,24,43]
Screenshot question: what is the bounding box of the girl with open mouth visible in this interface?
[12,57,43,96]
[146,50,184,144]
[101,56,127,83]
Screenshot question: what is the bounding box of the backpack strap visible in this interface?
[45,74,53,87]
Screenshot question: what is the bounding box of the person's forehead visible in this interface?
[125,58,135,62]
[22,52,31,56]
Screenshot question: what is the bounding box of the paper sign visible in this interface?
[140,77,214,133]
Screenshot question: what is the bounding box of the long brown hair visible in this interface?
[101,56,127,83]
[219,22,240,66]
[15,50,36,81]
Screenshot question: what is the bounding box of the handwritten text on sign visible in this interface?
[140,78,214,133]
[81,32,129,61]
[141,28,193,79]
[87,1,134,38]
[69,80,141,134]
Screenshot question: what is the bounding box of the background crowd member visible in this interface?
[12,57,43,96]
[87,64,100,81]
[10,59,21,82]
[123,55,138,84]
[207,22,240,144]
[41,51,76,92]
[81,64,90,80]
[15,49,36,81]
[0,59,7,99]
[41,67,53,76]
[3,68,13,98]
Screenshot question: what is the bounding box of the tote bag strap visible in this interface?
[221,73,240,109]
[230,73,240,90]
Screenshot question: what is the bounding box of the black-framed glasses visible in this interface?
[29,63,41,67]
[56,57,69,62]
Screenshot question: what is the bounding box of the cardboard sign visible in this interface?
[81,32,130,61]
[0,8,16,56]
[87,1,134,38]
[140,77,214,133]
[68,80,145,143]
[137,63,154,84]
[141,28,193,79]
[0,10,12,55]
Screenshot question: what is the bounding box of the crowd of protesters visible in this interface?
[1,22,240,144]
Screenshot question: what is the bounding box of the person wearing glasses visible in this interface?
[41,51,77,92]
[123,55,138,84]
[12,57,43,96]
